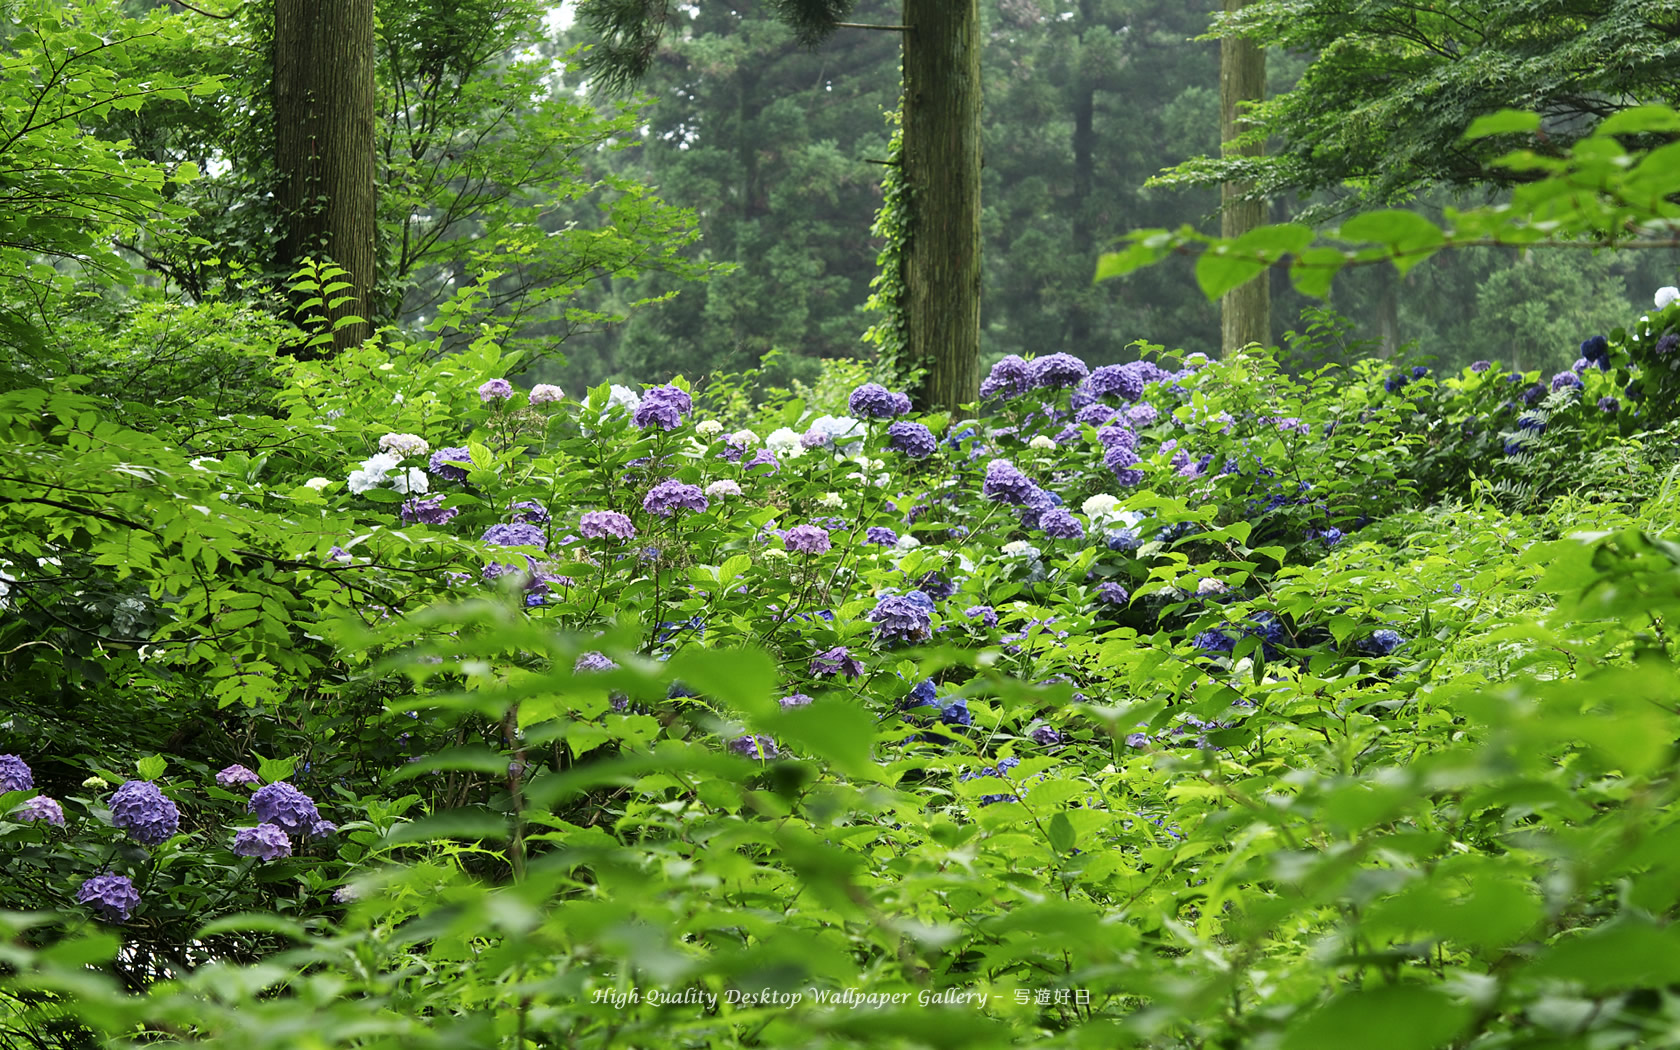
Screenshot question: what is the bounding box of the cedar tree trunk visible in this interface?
[1219,0,1268,354]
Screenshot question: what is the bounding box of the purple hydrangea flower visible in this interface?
[868,591,935,646]
[779,693,814,710]
[633,385,693,429]
[478,378,514,402]
[575,651,618,673]
[643,480,708,517]
[980,355,1033,400]
[13,795,64,826]
[744,448,780,475]
[864,526,899,546]
[400,494,459,526]
[508,500,550,524]
[728,735,780,760]
[1551,370,1583,393]
[232,823,292,861]
[939,698,973,727]
[428,447,473,483]
[982,460,1038,504]
[579,511,636,541]
[1104,444,1145,486]
[1028,725,1062,746]
[1076,404,1119,427]
[1598,396,1621,413]
[249,781,321,836]
[1581,335,1612,367]
[1360,629,1406,656]
[1470,360,1492,373]
[109,780,180,846]
[848,383,910,419]
[1096,425,1137,451]
[1084,361,1167,402]
[310,819,337,837]
[1096,582,1130,606]
[887,421,937,459]
[1039,508,1085,540]
[1028,353,1089,389]
[216,764,260,788]
[1125,403,1159,428]
[783,524,832,554]
[964,605,998,627]
[1658,333,1680,356]
[959,756,1022,807]
[0,754,32,792]
[482,522,547,549]
[78,873,140,921]
[810,646,864,678]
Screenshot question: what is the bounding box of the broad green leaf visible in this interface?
[1463,109,1541,139]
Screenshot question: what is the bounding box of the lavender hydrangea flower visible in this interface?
[1598,396,1621,413]
[980,355,1033,400]
[982,460,1038,504]
[575,651,618,673]
[508,501,550,524]
[478,378,514,402]
[1096,425,1137,451]
[1551,370,1583,393]
[809,646,864,678]
[633,385,693,429]
[249,781,322,836]
[13,796,64,826]
[1360,629,1406,656]
[1084,361,1165,402]
[400,495,459,526]
[428,447,473,483]
[1125,403,1159,428]
[579,511,636,541]
[1039,508,1085,540]
[0,754,32,792]
[744,448,780,475]
[110,780,180,846]
[867,591,935,646]
[1470,360,1492,373]
[643,480,708,517]
[779,693,814,710]
[1104,445,1145,486]
[1658,333,1680,356]
[529,383,565,404]
[232,824,292,861]
[964,605,998,627]
[849,382,910,419]
[482,522,547,549]
[783,524,832,554]
[1095,582,1130,606]
[78,873,140,921]
[865,526,898,546]
[1028,352,1089,389]
[886,421,937,459]
[311,819,337,837]
[216,764,260,788]
[1028,725,1062,746]
[729,735,779,760]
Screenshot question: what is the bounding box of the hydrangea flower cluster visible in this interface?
[580,511,636,541]
[482,522,547,549]
[428,447,474,483]
[865,526,898,546]
[633,384,693,429]
[109,779,180,846]
[867,591,935,646]
[529,383,564,404]
[886,421,937,459]
[728,735,779,760]
[249,781,322,836]
[14,795,64,826]
[478,378,514,402]
[0,754,32,792]
[783,524,832,554]
[216,764,260,788]
[848,383,912,419]
[401,495,459,526]
[378,433,428,458]
[348,452,429,496]
[78,873,141,922]
[810,646,864,678]
[643,480,708,517]
[232,823,292,861]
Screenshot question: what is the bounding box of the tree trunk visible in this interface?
[274,0,377,354]
[903,0,982,413]
[1219,0,1268,355]
[1066,0,1097,357]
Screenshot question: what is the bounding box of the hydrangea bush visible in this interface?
[8,319,1680,1048]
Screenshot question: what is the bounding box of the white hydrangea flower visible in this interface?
[362,452,402,474]
[1001,540,1038,558]
[696,419,724,437]
[529,383,564,404]
[1656,286,1679,310]
[1196,577,1227,595]
[874,472,890,488]
[390,468,430,495]
[818,492,844,508]
[704,479,742,498]
[346,468,385,494]
[1082,494,1120,520]
[809,414,865,444]
[762,547,788,559]
[378,433,429,458]
[304,477,332,491]
[1029,435,1056,450]
[189,457,218,472]
[729,429,760,447]
[606,385,641,414]
[895,534,921,551]
[766,427,803,454]
[392,393,404,404]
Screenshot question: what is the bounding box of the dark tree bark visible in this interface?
[1219,0,1268,354]
[274,0,377,354]
[903,0,982,412]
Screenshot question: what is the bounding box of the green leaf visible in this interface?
[386,746,509,783]
[1463,109,1541,139]
[1523,919,1680,991]
[381,808,509,845]
[668,647,777,719]
[1596,105,1680,137]
[773,702,878,778]
[1290,247,1348,299]
[135,755,166,781]
[1047,812,1076,854]
[1282,985,1470,1050]
[257,755,298,783]
[1335,210,1444,276]
[1194,245,1268,302]
[1093,229,1174,282]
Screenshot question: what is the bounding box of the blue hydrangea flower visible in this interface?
[1028,725,1062,746]
[643,480,708,517]
[868,591,935,646]
[1598,396,1620,413]
[982,460,1038,504]
[1470,360,1492,373]
[78,873,140,922]
[904,680,938,708]
[887,421,937,459]
[964,605,998,627]
[810,646,864,678]
[110,780,180,846]
[1039,508,1085,540]
[633,384,692,429]
[232,824,292,861]
[1096,424,1137,451]
[0,754,33,793]
[1551,370,1583,393]
[13,796,64,826]
[1084,361,1165,402]
[1028,353,1089,389]
[939,698,973,727]
[864,526,898,546]
[959,757,1022,806]
[1360,629,1405,656]
[508,500,550,524]
[1103,444,1144,486]
[728,735,779,760]
[1095,581,1130,606]
[1105,528,1140,552]
[848,383,910,419]
[1580,335,1611,368]
[482,522,547,549]
[980,355,1033,400]
[249,781,322,836]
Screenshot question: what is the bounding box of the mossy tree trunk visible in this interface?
[1219,0,1268,355]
